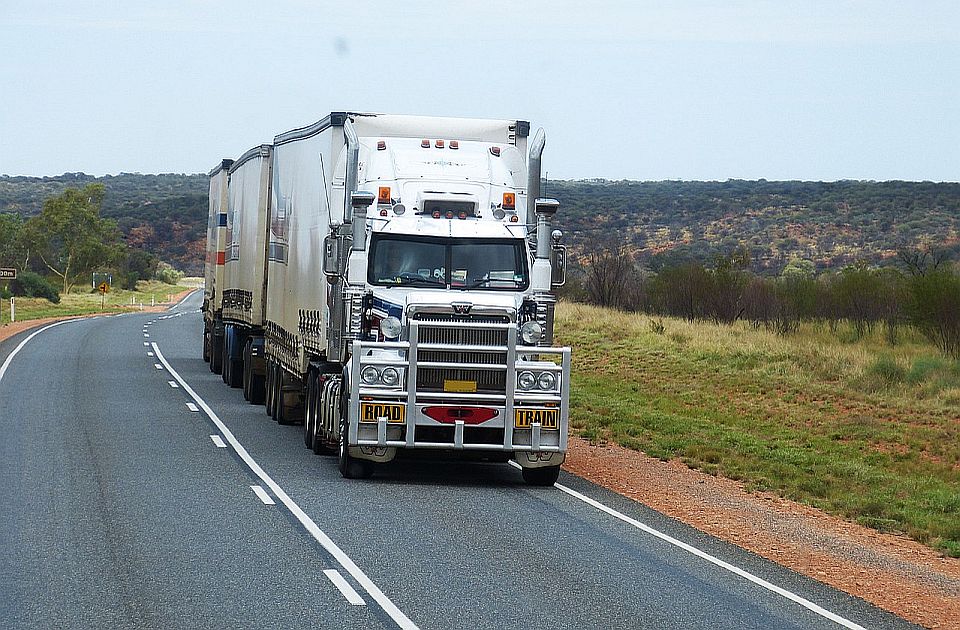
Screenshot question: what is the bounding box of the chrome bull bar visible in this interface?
[348,319,571,453]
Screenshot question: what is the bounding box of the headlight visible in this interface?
[361,366,380,385]
[537,371,556,390]
[520,321,542,345]
[518,371,536,390]
[380,316,402,340]
[381,367,400,386]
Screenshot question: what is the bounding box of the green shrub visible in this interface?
[864,355,906,388]
[154,261,183,285]
[10,271,60,303]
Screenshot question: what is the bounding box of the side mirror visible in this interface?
[551,244,566,288]
[323,234,340,281]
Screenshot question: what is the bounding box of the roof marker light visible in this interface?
[377,140,386,151]
[502,192,515,210]
[432,211,441,219]
[421,139,430,148]
[435,139,444,148]
[378,186,391,204]
[379,209,388,216]
[445,211,454,219]
[489,146,501,157]
[449,140,459,149]
[458,212,466,219]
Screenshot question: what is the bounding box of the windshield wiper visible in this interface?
[392,272,444,287]
[465,277,523,289]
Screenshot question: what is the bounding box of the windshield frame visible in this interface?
[367,233,530,291]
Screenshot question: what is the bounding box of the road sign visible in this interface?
[0,268,16,280]
[98,282,110,294]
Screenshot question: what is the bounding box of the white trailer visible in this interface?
[217,145,273,400]
[209,112,569,485]
[202,159,232,371]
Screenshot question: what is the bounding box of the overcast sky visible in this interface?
[1,1,958,181]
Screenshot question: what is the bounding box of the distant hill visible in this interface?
[2,173,958,275]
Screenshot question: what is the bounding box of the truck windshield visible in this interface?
[369,234,529,290]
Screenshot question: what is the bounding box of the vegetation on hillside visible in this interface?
[3,174,960,276]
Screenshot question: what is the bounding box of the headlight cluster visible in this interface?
[517,370,557,391]
[360,366,401,387]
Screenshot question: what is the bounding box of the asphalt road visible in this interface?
[0,293,919,629]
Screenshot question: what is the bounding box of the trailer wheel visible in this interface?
[243,340,265,405]
[265,360,276,418]
[210,329,224,374]
[223,328,243,388]
[521,465,561,486]
[242,342,252,401]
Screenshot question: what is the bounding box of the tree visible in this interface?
[0,213,27,270]
[22,184,126,293]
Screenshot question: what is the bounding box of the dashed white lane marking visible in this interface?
[508,460,865,630]
[152,342,418,630]
[147,352,154,357]
[210,435,227,448]
[324,569,366,606]
[143,334,150,338]
[168,380,179,388]
[186,402,199,412]
[154,363,163,370]
[143,342,150,346]
[251,485,275,505]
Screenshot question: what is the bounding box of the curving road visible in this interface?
[0,292,917,629]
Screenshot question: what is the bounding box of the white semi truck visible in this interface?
[203,112,570,484]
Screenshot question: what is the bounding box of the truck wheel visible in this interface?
[521,465,561,486]
[242,343,252,401]
[202,330,210,362]
[225,332,243,388]
[338,416,372,479]
[303,372,317,448]
[243,340,265,405]
[210,330,224,375]
[220,331,230,384]
[265,360,276,417]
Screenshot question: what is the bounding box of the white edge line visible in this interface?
[151,342,419,630]
[210,435,227,448]
[529,464,867,630]
[324,568,366,605]
[0,320,76,384]
[251,485,276,505]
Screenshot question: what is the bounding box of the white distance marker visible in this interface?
[186,402,199,412]
[324,569,366,605]
[251,485,275,505]
[210,435,227,448]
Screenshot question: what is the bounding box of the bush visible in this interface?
[0,286,10,299]
[154,261,183,285]
[10,271,60,303]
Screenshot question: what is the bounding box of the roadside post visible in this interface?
[98,281,110,310]
[0,268,16,324]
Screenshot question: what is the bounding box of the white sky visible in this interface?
[1,1,958,181]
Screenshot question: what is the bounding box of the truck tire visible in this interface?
[303,371,317,448]
[224,330,243,389]
[243,340,265,405]
[338,372,372,479]
[202,330,210,362]
[220,331,230,384]
[265,360,276,418]
[210,330,224,375]
[521,465,561,486]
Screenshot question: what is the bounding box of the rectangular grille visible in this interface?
[413,314,510,393]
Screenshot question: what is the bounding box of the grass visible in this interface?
[0,280,197,325]
[555,303,960,557]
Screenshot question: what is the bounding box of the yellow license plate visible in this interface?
[444,379,477,393]
[360,402,405,423]
[514,408,559,429]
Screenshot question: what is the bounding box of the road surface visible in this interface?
[0,292,917,629]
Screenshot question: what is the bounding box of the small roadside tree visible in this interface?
[22,184,126,294]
